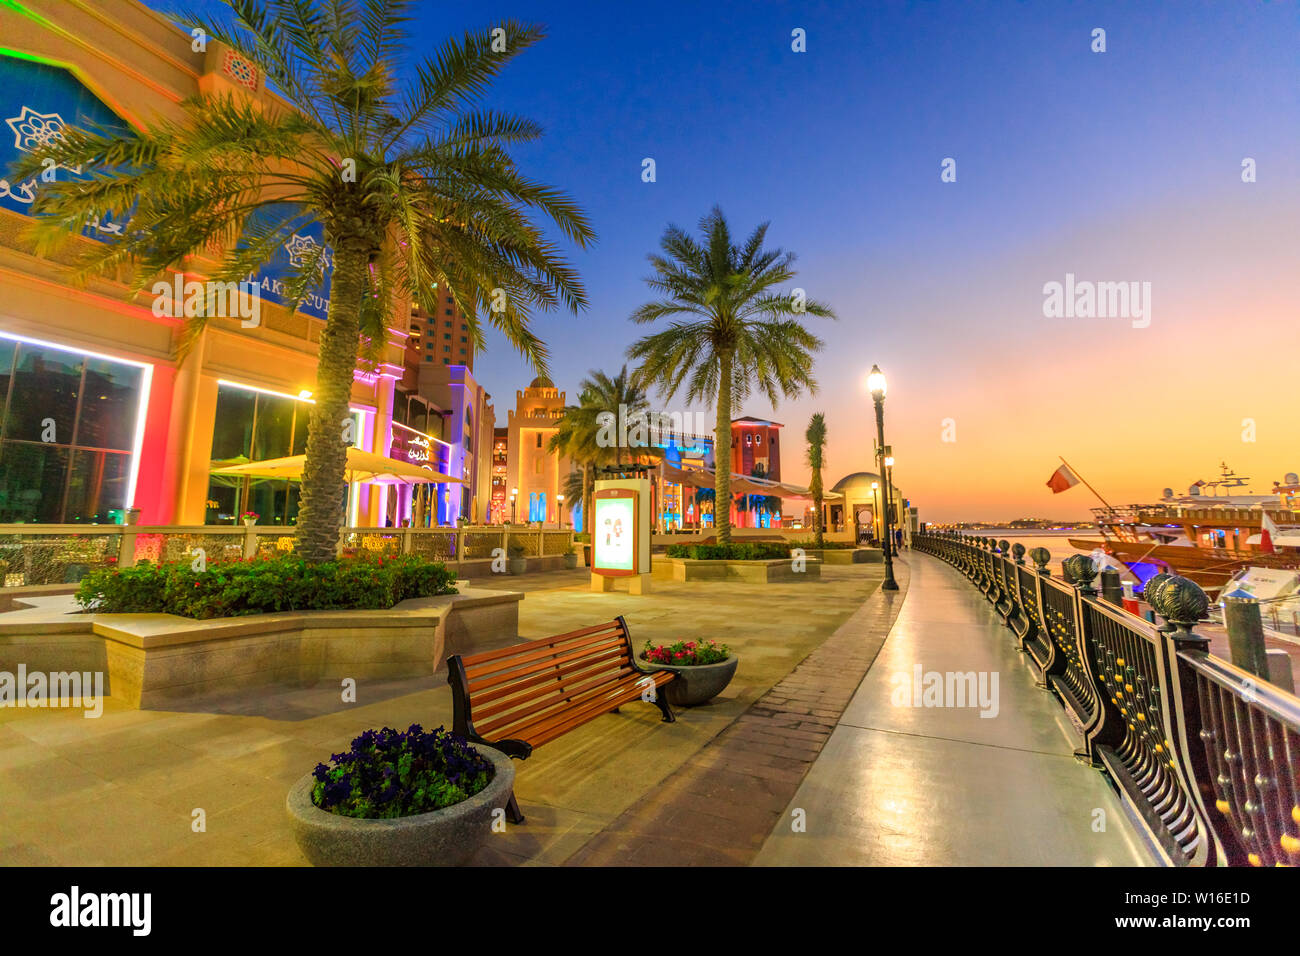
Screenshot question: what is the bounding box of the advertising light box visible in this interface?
[593,489,638,575]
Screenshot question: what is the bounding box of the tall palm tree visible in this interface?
[805,412,827,547]
[13,0,594,562]
[627,207,834,543]
[549,365,655,532]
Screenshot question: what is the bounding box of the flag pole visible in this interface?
[1060,456,1119,516]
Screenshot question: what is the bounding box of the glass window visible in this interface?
[253,392,295,460]
[64,449,131,522]
[210,385,256,461]
[0,443,68,522]
[5,342,83,443]
[444,309,452,316]
[0,340,148,523]
[76,357,141,450]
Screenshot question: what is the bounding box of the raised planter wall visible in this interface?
[652,557,821,583]
[0,591,521,708]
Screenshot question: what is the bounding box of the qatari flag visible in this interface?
[1046,464,1080,494]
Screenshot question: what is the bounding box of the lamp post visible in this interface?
[884,454,896,556]
[868,364,899,591]
[510,488,517,525]
[556,494,565,530]
[871,481,881,546]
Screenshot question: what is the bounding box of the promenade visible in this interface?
[1,554,1159,866]
[756,551,1151,866]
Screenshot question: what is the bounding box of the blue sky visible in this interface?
[150,0,1300,519]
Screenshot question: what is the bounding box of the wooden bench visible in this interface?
[447,615,676,824]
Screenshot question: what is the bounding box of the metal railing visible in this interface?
[0,522,574,586]
[914,530,1300,868]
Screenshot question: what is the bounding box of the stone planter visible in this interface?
[563,552,578,569]
[647,656,739,707]
[508,556,527,575]
[286,744,515,866]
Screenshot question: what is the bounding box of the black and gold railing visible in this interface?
[914,529,1300,868]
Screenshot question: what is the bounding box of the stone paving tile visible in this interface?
[564,561,911,867]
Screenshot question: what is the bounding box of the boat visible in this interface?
[1068,465,1300,593]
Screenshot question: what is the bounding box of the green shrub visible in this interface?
[665,542,792,561]
[75,554,457,619]
[785,537,856,550]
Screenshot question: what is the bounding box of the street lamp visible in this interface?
[510,488,518,525]
[868,364,899,591]
[871,480,880,545]
[884,455,896,554]
[556,493,565,530]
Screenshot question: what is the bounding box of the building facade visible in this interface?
[0,2,490,529]
[503,376,570,525]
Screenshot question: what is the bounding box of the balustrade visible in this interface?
[913,529,1300,867]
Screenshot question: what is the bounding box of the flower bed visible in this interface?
[642,638,730,666]
[311,724,492,819]
[74,554,457,619]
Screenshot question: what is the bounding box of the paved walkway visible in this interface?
[755,552,1153,866]
[566,562,909,866]
[0,565,880,866]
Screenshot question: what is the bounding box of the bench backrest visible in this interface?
[449,616,637,741]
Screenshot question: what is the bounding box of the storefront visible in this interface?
[0,8,411,529]
[0,332,150,523]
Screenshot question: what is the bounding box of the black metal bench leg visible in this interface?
[654,692,675,723]
[506,791,525,825]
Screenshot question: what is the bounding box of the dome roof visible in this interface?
[831,471,884,494]
[528,374,554,389]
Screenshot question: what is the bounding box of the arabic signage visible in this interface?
[0,54,331,319]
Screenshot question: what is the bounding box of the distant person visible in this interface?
[895,528,904,551]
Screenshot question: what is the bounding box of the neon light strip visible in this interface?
[216,378,367,415]
[0,330,152,512]
[392,420,452,449]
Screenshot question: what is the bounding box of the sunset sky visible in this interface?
[162,0,1300,522]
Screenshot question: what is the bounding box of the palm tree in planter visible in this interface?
[626,207,834,544]
[805,412,827,548]
[14,0,593,563]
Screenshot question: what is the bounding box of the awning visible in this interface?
[210,447,465,485]
[658,461,841,500]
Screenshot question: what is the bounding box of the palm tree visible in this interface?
[549,365,654,531]
[13,0,594,562]
[627,207,834,543]
[805,412,827,547]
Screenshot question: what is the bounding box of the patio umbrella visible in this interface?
[210,447,466,485]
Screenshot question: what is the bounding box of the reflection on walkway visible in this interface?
[756,553,1153,866]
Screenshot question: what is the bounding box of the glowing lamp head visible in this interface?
[867,364,887,400]
[871,481,879,490]
[885,456,895,467]
[298,389,313,400]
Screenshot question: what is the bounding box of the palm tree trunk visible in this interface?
[581,463,592,536]
[294,243,367,563]
[714,350,733,544]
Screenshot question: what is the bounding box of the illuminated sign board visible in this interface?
[592,489,638,575]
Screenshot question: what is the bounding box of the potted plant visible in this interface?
[507,539,527,575]
[286,724,515,867]
[562,545,578,570]
[640,639,738,706]
[241,511,260,527]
